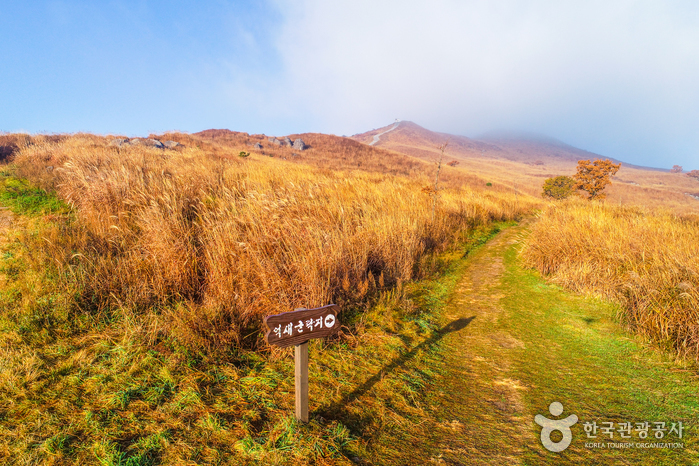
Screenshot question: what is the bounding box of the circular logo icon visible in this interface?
[535,402,578,452]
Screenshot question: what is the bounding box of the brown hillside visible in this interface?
[186,128,427,175]
[0,133,67,161]
[149,128,500,191]
[353,121,498,161]
[352,121,699,212]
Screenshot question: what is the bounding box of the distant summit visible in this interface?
[352,121,496,155]
[352,121,662,171]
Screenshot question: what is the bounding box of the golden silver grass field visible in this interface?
[0,135,536,464]
[3,132,699,465]
[12,136,533,351]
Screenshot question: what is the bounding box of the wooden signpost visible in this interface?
[264,304,340,422]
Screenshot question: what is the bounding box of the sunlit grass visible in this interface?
[521,198,699,359]
[0,132,535,464]
[9,135,537,353]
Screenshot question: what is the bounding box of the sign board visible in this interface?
[264,304,340,423]
[264,304,340,348]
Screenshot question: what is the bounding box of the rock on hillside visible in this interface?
[109,138,181,149]
[109,138,130,147]
[131,138,165,149]
[293,138,306,150]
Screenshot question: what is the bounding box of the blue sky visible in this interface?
[0,1,293,134]
[1,1,698,169]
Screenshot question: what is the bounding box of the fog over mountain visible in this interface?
[271,1,699,170]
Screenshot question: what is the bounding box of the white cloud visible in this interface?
[264,0,699,167]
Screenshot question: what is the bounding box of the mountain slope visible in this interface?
[352,121,611,167]
[353,121,499,162]
[352,121,699,211]
[152,128,501,192]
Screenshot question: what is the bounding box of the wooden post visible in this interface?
[264,305,340,422]
[295,342,309,423]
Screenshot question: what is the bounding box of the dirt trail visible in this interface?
[415,223,530,464]
[380,222,699,465]
[369,121,400,146]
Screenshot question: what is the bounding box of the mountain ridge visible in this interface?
[352,120,664,171]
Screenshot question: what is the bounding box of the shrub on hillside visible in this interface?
[541,175,575,200]
[687,170,699,180]
[0,134,31,161]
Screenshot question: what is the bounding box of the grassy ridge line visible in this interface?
[0,168,508,464]
[521,199,699,360]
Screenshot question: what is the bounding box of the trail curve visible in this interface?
[369,121,400,146]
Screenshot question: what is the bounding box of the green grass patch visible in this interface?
[499,244,699,464]
[0,167,68,215]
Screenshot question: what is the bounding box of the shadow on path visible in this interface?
[316,316,475,421]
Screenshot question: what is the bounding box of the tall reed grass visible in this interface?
[13,135,536,354]
[0,133,65,161]
[521,199,699,358]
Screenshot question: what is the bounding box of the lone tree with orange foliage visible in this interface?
[573,159,621,200]
[671,165,683,173]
